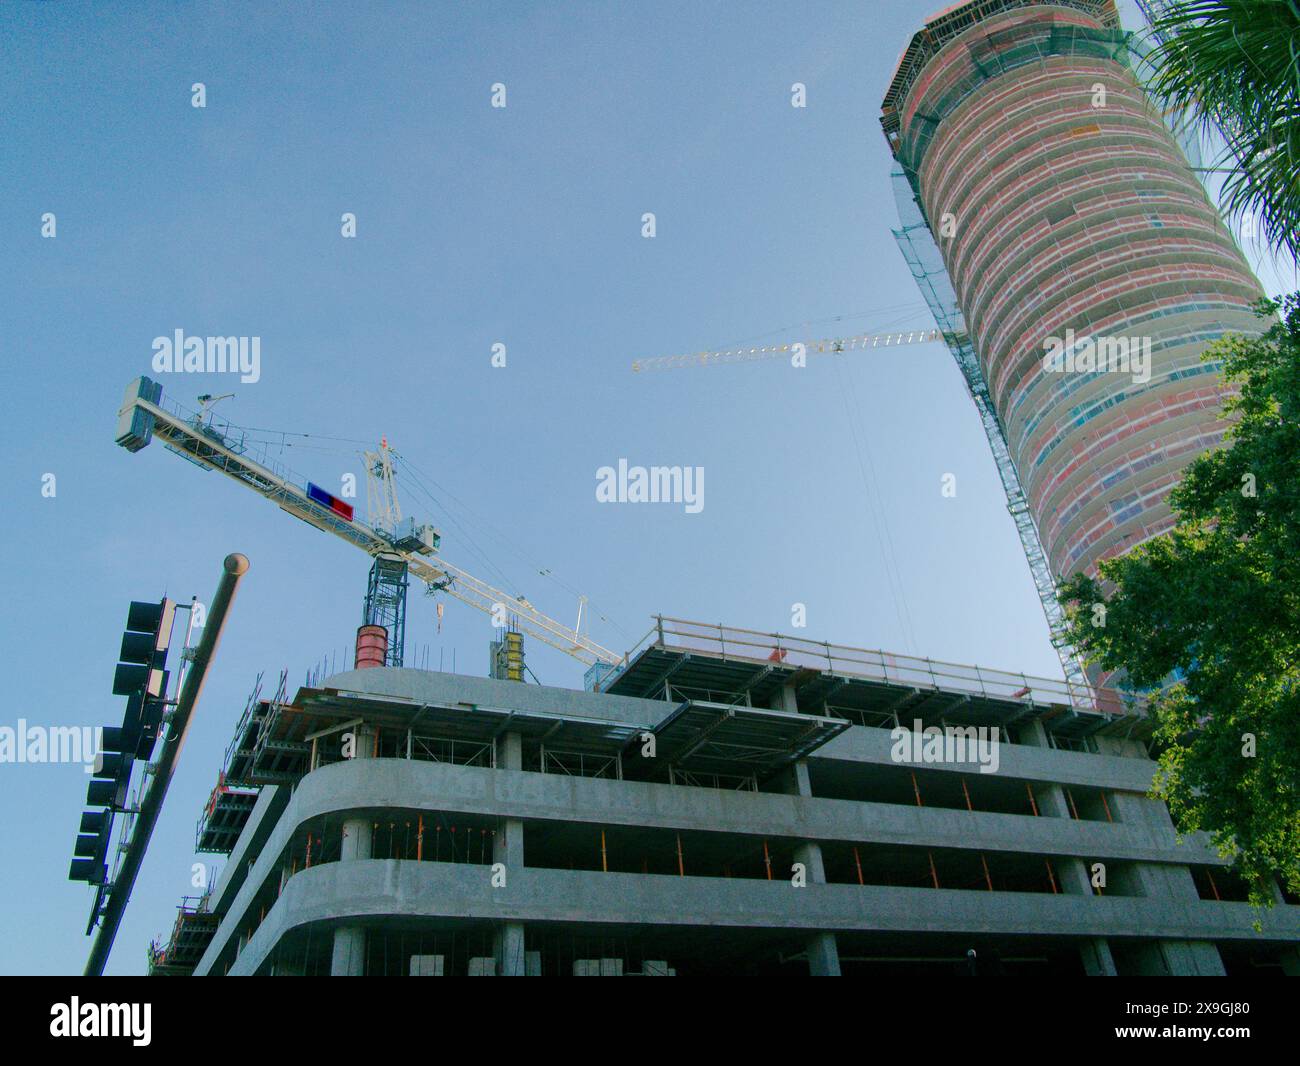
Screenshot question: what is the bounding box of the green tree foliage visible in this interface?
[1145,0,1300,259]
[1060,296,1300,905]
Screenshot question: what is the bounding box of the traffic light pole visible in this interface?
[84,552,250,977]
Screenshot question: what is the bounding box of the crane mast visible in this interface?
[114,377,622,669]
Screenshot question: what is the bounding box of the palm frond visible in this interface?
[1145,0,1300,259]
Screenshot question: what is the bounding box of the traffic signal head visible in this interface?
[86,775,128,810]
[112,600,175,698]
[73,831,108,861]
[91,752,132,780]
[97,726,127,754]
[69,815,112,884]
[85,733,134,810]
[121,690,167,760]
[68,858,107,885]
[72,596,177,891]
[79,811,109,835]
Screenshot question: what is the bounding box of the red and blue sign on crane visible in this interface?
[306,482,355,522]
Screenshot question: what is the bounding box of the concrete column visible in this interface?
[783,759,813,798]
[492,819,524,869]
[772,682,799,713]
[1019,723,1076,820]
[794,840,827,885]
[495,922,526,976]
[492,732,526,975]
[1026,775,1102,901]
[331,815,373,975]
[1031,781,1072,819]
[779,758,841,976]
[1056,857,1096,896]
[352,723,377,759]
[1092,737,1226,976]
[1109,791,1219,900]
[1019,723,1094,894]
[805,932,841,977]
[1032,786,1106,909]
[330,925,366,976]
[498,730,523,771]
[1080,938,1118,976]
[493,731,525,868]
[1020,721,1118,972]
[340,816,373,862]
[1162,941,1226,976]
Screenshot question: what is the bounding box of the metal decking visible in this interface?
[641,699,848,782]
[296,685,646,756]
[207,659,860,792]
[600,617,1151,740]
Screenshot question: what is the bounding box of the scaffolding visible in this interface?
[194,673,277,850]
[147,895,219,976]
[195,773,259,854]
[890,170,1090,692]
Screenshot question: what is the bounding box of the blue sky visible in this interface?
[0,0,1294,975]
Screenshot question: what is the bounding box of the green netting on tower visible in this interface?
[893,20,1139,181]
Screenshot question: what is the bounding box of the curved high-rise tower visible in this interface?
[881,0,1263,607]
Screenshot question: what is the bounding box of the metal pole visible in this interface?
[84,552,249,976]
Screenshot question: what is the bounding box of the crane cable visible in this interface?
[827,311,924,655]
[391,453,635,645]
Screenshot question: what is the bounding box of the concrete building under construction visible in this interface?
[149,619,1300,976]
[133,0,1298,980]
[882,0,1267,693]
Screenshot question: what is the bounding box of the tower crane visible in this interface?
[630,327,945,372]
[114,377,622,673]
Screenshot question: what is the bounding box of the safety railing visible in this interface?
[623,615,1144,718]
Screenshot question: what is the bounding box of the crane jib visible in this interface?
[113,377,625,669]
